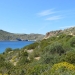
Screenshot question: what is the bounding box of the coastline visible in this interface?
[0,40,36,42]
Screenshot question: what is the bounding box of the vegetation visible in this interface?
[1,27,75,74]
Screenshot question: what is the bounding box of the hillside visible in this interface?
[0,30,44,41]
[44,27,75,39]
[1,27,75,75]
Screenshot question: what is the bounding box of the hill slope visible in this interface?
[1,27,75,75]
[44,27,75,39]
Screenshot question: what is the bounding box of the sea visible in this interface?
[0,41,34,53]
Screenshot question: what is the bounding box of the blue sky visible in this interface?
[0,0,75,34]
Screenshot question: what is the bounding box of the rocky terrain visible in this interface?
[44,27,75,39]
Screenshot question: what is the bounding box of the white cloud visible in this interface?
[37,9,55,16]
[45,16,62,21]
[37,9,65,21]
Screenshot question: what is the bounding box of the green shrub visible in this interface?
[24,42,39,49]
[17,51,29,66]
[64,35,73,41]
[0,54,5,67]
[69,37,75,47]
[21,51,28,57]
[26,64,49,75]
[18,57,29,65]
[42,62,75,75]
[58,34,66,39]
[40,42,65,64]
[41,54,55,64]
[65,50,75,64]
[5,48,12,53]
[43,42,64,55]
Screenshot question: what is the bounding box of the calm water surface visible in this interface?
[0,41,34,53]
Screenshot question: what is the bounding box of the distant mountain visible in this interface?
[0,30,44,41]
[44,27,75,39]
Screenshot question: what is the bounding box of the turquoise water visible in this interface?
[0,41,34,53]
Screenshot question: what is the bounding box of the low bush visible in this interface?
[65,50,75,64]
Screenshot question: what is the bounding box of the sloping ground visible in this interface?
[44,26,75,39]
[27,49,33,53]
[34,57,40,60]
[1,27,75,75]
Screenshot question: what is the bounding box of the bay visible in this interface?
[0,41,34,53]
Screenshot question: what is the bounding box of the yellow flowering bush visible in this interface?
[50,62,75,75]
[0,74,7,75]
[51,62,75,71]
[41,62,75,75]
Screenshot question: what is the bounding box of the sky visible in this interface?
[0,0,75,34]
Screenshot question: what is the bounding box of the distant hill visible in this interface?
[0,30,44,41]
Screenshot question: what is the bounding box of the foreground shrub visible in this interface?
[42,62,75,75]
[43,42,64,55]
[65,50,75,64]
[26,64,49,75]
[40,42,65,64]
[69,37,75,47]
[50,62,75,75]
[51,62,75,71]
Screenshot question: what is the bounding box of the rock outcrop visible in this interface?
[44,30,62,39]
